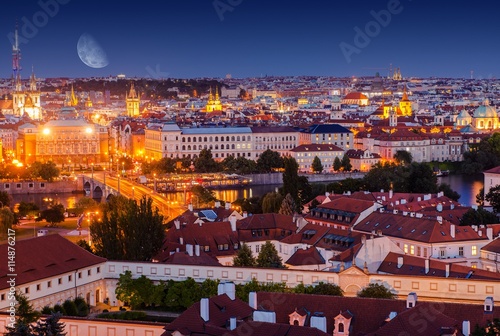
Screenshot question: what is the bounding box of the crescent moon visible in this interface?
[77,33,109,69]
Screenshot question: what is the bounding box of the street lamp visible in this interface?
[132,186,135,200]
[153,173,157,193]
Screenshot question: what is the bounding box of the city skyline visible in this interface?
[0,0,498,79]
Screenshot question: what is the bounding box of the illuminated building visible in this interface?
[205,87,222,112]
[16,119,109,166]
[398,86,412,116]
[342,92,369,106]
[126,83,140,117]
[471,99,499,131]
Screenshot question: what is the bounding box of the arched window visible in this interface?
[182,138,185,142]
[242,136,245,141]
[215,136,218,141]
[187,145,191,150]
[232,144,235,149]
[338,323,344,332]
[182,145,185,150]
[231,136,235,141]
[199,137,202,142]
[226,136,230,141]
[215,145,219,150]
[192,137,196,142]
[204,137,207,142]
[293,320,299,326]
[209,136,213,142]
[237,136,240,141]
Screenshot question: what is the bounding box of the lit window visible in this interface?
[472,246,477,256]
[404,244,408,254]
[410,245,415,255]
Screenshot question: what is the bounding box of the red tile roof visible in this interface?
[354,212,486,243]
[162,294,253,336]
[482,238,500,254]
[227,321,330,336]
[290,144,344,153]
[285,247,326,266]
[0,235,106,290]
[378,252,500,280]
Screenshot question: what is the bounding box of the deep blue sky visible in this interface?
[0,0,498,79]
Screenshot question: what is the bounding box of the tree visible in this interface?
[310,282,344,296]
[232,197,263,214]
[73,197,98,215]
[471,318,500,336]
[39,204,65,227]
[278,193,296,216]
[261,192,283,214]
[191,185,216,208]
[0,190,11,207]
[233,243,256,267]
[485,185,500,213]
[28,161,60,181]
[311,156,323,173]
[17,201,39,218]
[32,312,66,336]
[393,150,413,165]
[282,156,300,212]
[407,162,438,193]
[357,283,396,299]
[256,149,283,173]
[62,300,78,316]
[5,292,40,336]
[341,154,352,171]
[76,239,93,253]
[333,157,342,172]
[438,183,461,202]
[476,187,485,206]
[459,207,500,226]
[0,207,14,239]
[115,272,157,309]
[256,241,285,268]
[194,149,219,173]
[91,195,165,261]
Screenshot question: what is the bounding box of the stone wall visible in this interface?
[0,179,78,195]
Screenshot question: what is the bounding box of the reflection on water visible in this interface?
[437,174,483,206]
[11,193,87,210]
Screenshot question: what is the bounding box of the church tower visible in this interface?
[389,107,398,127]
[205,86,222,112]
[126,82,140,117]
[399,86,412,116]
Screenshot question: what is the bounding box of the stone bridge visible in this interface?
[77,175,119,201]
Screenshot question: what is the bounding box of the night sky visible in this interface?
[0,0,497,79]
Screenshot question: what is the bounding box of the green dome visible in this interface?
[473,100,497,118]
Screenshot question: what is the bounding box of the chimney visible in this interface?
[225,282,236,300]
[380,189,384,193]
[406,292,417,308]
[462,321,470,336]
[487,227,493,240]
[215,201,221,208]
[225,202,231,210]
[243,211,248,218]
[310,315,327,333]
[484,297,494,312]
[325,191,330,197]
[397,256,403,268]
[188,203,193,212]
[174,220,180,230]
[425,259,430,274]
[179,237,184,245]
[229,215,237,232]
[410,212,415,217]
[186,244,193,257]
[379,208,384,213]
[248,292,257,310]
[195,245,200,256]
[229,317,237,330]
[472,225,478,232]
[445,263,450,278]
[450,224,456,239]
[417,197,422,202]
[450,203,455,210]
[437,216,443,224]
[218,282,225,296]
[200,298,209,322]
[478,230,483,237]
[393,209,398,214]
[389,189,393,199]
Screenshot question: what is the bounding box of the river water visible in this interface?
[10,174,484,209]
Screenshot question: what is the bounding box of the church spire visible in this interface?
[12,24,22,92]
[29,66,37,91]
[128,82,137,99]
[70,84,79,106]
[402,85,409,101]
